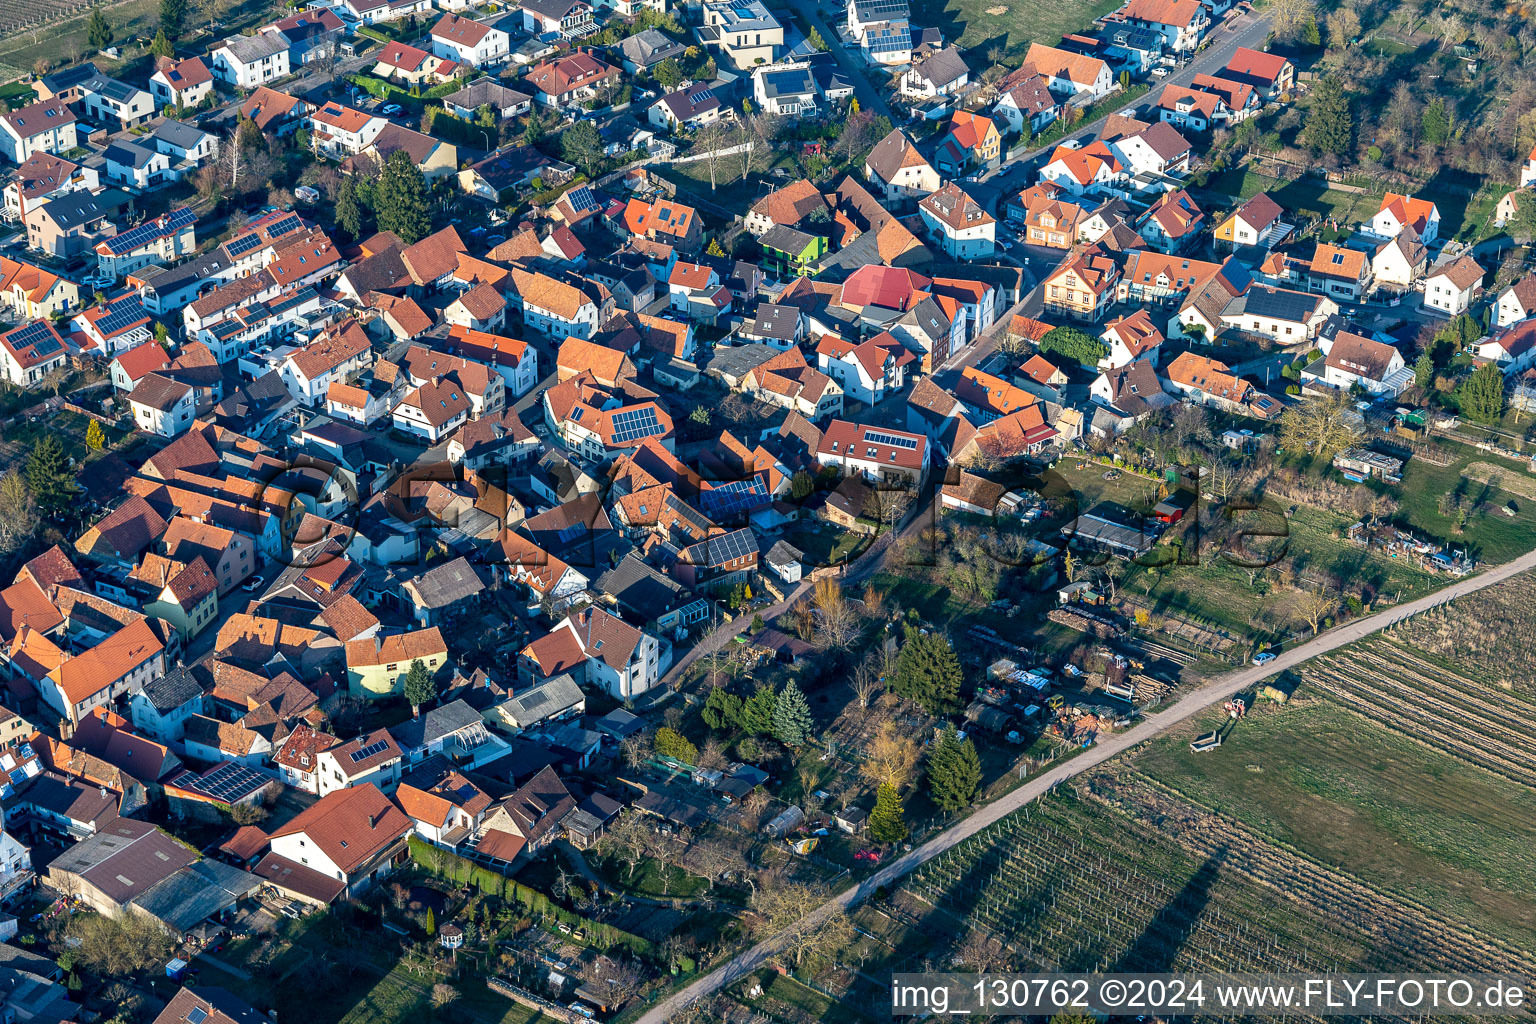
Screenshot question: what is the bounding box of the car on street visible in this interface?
[242,575,265,593]
[1151,67,1170,77]
[381,103,403,115]
[1252,650,1277,665]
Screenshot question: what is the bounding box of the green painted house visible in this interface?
[759,224,827,278]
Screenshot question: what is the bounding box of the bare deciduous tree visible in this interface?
[862,720,919,790]
[812,577,859,649]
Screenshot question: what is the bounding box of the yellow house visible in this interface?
[135,553,218,641]
[0,255,79,319]
[345,627,449,699]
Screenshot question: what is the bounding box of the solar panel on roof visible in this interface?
[225,232,262,258]
[564,184,599,215]
[95,297,149,337]
[6,320,58,354]
[264,213,302,238]
[864,429,919,449]
[188,1009,207,1024]
[351,739,389,763]
[609,406,664,443]
[101,207,195,256]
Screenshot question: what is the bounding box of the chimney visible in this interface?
[367,812,378,829]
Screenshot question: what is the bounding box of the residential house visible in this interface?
[1009,182,1084,249]
[1042,245,1120,321]
[618,28,686,73]
[815,331,914,405]
[1088,357,1173,433]
[1220,284,1336,342]
[1138,188,1203,253]
[900,46,969,98]
[36,618,164,727]
[211,34,292,89]
[0,101,77,165]
[1423,255,1484,316]
[993,67,1060,135]
[33,64,153,130]
[524,51,619,109]
[429,14,511,66]
[508,267,602,338]
[699,0,783,69]
[815,419,929,487]
[264,784,411,901]
[1022,42,1112,98]
[532,605,668,700]
[1099,309,1164,368]
[1307,330,1408,396]
[520,0,596,37]
[128,374,198,438]
[1222,46,1294,99]
[149,56,215,110]
[863,128,940,202]
[1040,141,1125,195]
[1475,320,1536,375]
[0,319,68,387]
[1496,275,1536,328]
[1307,243,1372,302]
[753,63,817,116]
[345,627,449,700]
[1214,192,1290,250]
[934,110,1000,176]
[1115,0,1209,52]
[239,87,309,136]
[442,78,532,121]
[279,320,373,406]
[1371,227,1428,294]
[2,152,97,225]
[648,82,721,131]
[918,183,995,259]
[372,42,461,85]
[1367,192,1441,245]
[307,102,387,159]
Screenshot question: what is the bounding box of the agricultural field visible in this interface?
[802,780,1536,1020]
[1388,574,1536,696]
[906,0,1122,60]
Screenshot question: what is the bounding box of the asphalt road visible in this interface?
[633,545,1536,1024]
[984,10,1274,195]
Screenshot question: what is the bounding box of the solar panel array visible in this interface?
[702,478,768,517]
[855,0,909,18]
[521,688,552,711]
[704,528,756,564]
[95,297,149,337]
[188,1009,208,1024]
[866,21,912,53]
[865,429,918,449]
[102,207,195,256]
[265,213,303,238]
[225,232,263,258]
[350,739,390,763]
[565,184,599,215]
[6,320,60,356]
[609,406,665,444]
[186,761,269,803]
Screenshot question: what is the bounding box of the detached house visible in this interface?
[525,51,619,110]
[1222,46,1294,99]
[0,101,77,164]
[38,618,165,727]
[1042,245,1120,321]
[1022,42,1112,98]
[1214,192,1289,250]
[1306,243,1371,302]
[1496,275,1536,328]
[1308,331,1408,396]
[307,102,387,159]
[1099,309,1164,369]
[1165,351,1253,414]
[533,605,668,699]
[345,628,449,700]
[280,320,373,406]
[648,82,721,131]
[993,68,1059,136]
[934,111,1000,177]
[815,331,915,405]
[149,57,215,110]
[264,784,411,902]
[1115,0,1209,53]
[211,33,291,89]
[863,128,940,202]
[1423,255,1484,317]
[918,184,996,259]
[429,14,511,66]
[0,319,68,386]
[815,419,929,487]
[1138,189,1203,253]
[1367,192,1441,246]
[900,46,969,98]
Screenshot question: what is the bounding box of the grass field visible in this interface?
[1134,693,1536,948]
[908,0,1122,58]
[1394,450,1536,564]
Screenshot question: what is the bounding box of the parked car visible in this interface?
[381,103,403,116]
[1151,66,1170,77]
[242,575,265,593]
[1252,650,1277,665]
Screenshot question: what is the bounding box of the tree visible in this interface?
[807,26,828,51]
[812,577,859,649]
[85,419,105,452]
[1297,588,1334,634]
[150,28,174,59]
[1277,390,1358,462]
[868,782,908,843]
[1513,193,1536,245]
[69,912,173,978]
[654,726,698,763]
[925,725,981,811]
[702,687,742,730]
[561,120,603,172]
[790,471,814,500]
[890,629,963,714]
[1460,362,1506,424]
[737,683,776,735]
[25,435,70,517]
[402,659,437,712]
[375,150,431,244]
[862,720,919,790]
[333,176,366,240]
[1038,325,1108,366]
[771,678,813,746]
[1414,351,1434,389]
[693,119,731,191]
[1420,97,1452,146]
[750,879,851,971]
[425,906,437,937]
[1324,4,1359,47]
[1301,77,1352,156]
[430,984,458,1010]
[87,8,114,50]
[160,0,188,36]
[231,800,267,825]
[655,58,683,91]
[0,473,37,553]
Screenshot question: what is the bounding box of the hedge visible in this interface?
[348,73,466,109]
[427,108,501,149]
[406,836,654,958]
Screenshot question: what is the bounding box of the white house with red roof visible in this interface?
[1221,47,1294,99]
[668,261,732,324]
[109,342,172,392]
[372,41,459,85]
[429,14,510,66]
[264,784,411,901]
[71,293,152,356]
[816,419,929,487]
[1475,320,1536,375]
[816,331,915,405]
[0,319,68,386]
[1114,0,1209,53]
[1099,309,1165,369]
[1522,144,1536,189]
[1366,192,1441,246]
[306,101,387,159]
[1041,141,1126,195]
[149,57,214,110]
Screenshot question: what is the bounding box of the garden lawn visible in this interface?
[1392,450,1536,564]
[908,0,1122,58]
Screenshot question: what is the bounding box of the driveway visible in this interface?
[633,544,1536,1023]
[802,9,895,120]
